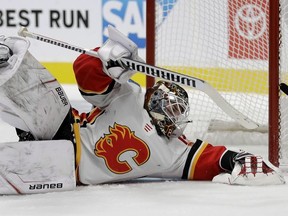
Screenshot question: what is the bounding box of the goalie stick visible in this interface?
[280,83,288,95]
[17,27,259,129]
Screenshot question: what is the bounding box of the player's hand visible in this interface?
[98,39,134,84]
[97,26,143,84]
[213,151,285,185]
[98,39,131,63]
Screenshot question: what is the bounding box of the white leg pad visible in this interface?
[0,140,76,195]
[0,36,70,139]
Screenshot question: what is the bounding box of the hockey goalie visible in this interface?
[0,26,285,195]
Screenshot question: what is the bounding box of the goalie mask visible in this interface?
[144,81,190,138]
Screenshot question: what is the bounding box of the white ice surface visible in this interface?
[1,85,288,216]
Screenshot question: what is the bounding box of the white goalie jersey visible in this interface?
[73,49,285,186]
[73,79,192,185]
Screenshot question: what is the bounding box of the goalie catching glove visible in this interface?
[0,42,13,67]
[98,25,144,84]
[213,151,285,185]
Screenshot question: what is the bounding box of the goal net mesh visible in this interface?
[152,0,288,165]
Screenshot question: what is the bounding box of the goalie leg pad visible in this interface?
[0,37,70,140]
[0,140,76,195]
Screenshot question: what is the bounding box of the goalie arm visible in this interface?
[155,139,285,185]
[73,45,140,109]
[73,47,115,95]
[72,26,143,107]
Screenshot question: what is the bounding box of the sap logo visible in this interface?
[102,0,145,48]
[156,0,178,25]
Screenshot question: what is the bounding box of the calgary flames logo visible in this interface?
[94,123,150,174]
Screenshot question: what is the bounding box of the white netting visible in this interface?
[153,0,288,164]
[280,0,288,164]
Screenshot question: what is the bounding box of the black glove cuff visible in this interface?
[220,150,238,173]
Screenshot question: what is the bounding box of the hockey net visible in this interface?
[146,0,288,167]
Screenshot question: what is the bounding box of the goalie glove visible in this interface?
[213,151,285,186]
[0,36,30,86]
[99,39,134,84]
[0,43,13,67]
[98,25,143,84]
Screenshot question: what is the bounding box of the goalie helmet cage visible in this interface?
[146,0,287,167]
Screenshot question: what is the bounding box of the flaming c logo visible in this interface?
[94,123,150,174]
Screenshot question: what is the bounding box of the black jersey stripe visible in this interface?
[182,139,203,179]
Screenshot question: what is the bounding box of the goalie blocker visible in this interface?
[0,140,76,195]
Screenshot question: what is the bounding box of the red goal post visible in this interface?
[146,0,156,89]
[269,0,280,167]
[146,0,285,167]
